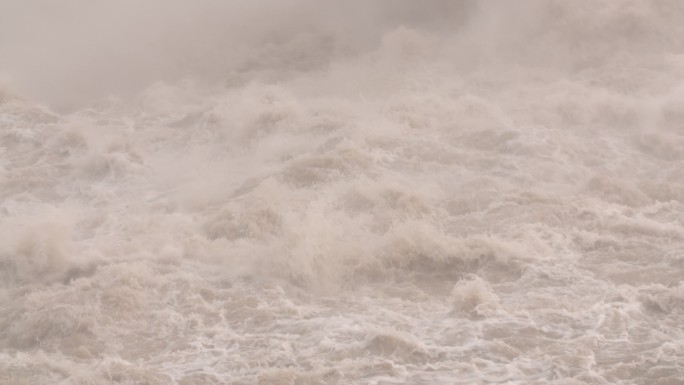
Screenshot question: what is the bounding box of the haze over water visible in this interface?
[1,1,683,384]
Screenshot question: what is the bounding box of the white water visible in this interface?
[1,1,684,384]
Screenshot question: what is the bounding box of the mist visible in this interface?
[0,0,477,109]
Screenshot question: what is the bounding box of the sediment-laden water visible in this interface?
[1,1,683,384]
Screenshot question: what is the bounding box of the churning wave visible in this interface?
[1,1,683,384]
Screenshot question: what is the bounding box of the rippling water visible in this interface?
[1,1,683,384]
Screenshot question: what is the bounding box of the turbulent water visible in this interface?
[1,1,684,384]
